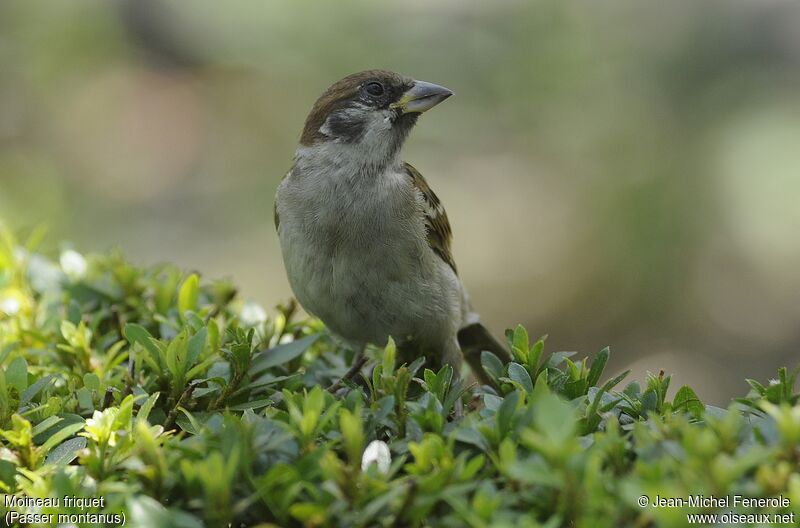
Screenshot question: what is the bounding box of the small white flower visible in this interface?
[361,440,391,474]
[0,296,21,315]
[60,249,87,279]
[13,247,28,264]
[768,379,780,386]
[240,300,268,327]
[28,254,63,293]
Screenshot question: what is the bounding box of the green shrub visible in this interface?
[0,224,798,528]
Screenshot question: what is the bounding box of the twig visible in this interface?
[124,354,135,397]
[164,381,200,430]
[203,286,238,324]
[327,346,367,394]
[102,387,117,409]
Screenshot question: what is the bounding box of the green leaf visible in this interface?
[40,422,85,455]
[83,372,101,391]
[745,378,766,394]
[496,390,520,436]
[507,363,533,393]
[528,337,546,374]
[640,389,658,416]
[407,356,426,378]
[77,387,94,411]
[545,350,575,369]
[462,454,485,480]
[0,371,9,410]
[178,273,200,316]
[176,407,203,434]
[44,437,86,465]
[21,375,55,404]
[186,327,207,371]
[127,496,204,528]
[339,406,364,465]
[32,416,62,437]
[533,391,576,444]
[530,370,550,404]
[6,356,28,393]
[511,325,529,363]
[586,347,609,387]
[207,319,220,353]
[600,369,630,393]
[250,333,320,374]
[227,398,273,411]
[137,392,160,424]
[383,337,396,377]
[481,351,504,382]
[165,331,187,380]
[623,381,641,398]
[423,369,436,391]
[673,385,704,418]
[124,324,164,371]
[437,365,453,400]
[764,382,783,403]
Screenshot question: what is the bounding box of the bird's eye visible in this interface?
[364,81,385,96]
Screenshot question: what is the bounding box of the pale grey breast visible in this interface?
[276,160,460,346]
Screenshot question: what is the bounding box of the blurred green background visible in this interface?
[2,0,799,403]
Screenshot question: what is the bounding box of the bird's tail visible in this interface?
[457,322,512,386]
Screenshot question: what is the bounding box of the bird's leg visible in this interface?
[327,345,368,393]
[453,396,464,419]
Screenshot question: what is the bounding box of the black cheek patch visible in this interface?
[326,110,367,143]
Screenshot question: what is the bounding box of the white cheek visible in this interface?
[308,108,401,170]
[319,120,333,138]
[367,111,394,133]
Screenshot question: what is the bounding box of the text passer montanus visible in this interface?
[274,70,510,386]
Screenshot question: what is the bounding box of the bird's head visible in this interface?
[298,70,452,169]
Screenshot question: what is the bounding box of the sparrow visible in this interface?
[274,70,510,385]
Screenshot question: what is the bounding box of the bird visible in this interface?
[274,70,510,387]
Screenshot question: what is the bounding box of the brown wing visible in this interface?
[274,169,293,231]
[404,162,457,274]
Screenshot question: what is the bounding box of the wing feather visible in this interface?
[404,162,457,274]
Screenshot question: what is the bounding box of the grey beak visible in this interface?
[391,80,453,114]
